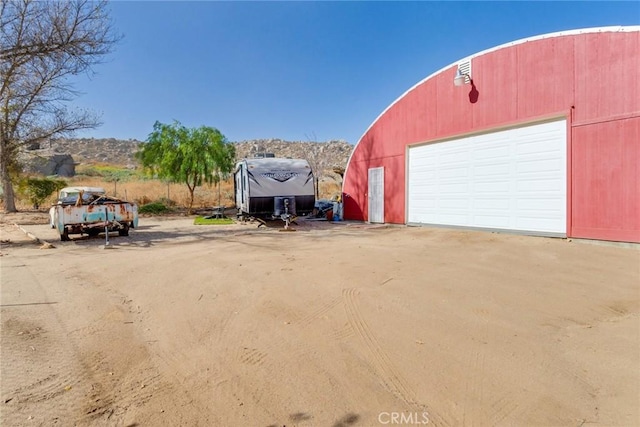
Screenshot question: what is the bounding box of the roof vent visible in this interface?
[456,60,472,84]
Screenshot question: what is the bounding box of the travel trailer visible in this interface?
[234,157,315,221]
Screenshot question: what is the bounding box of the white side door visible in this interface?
[368,167,384,223]
[235,169,243,209]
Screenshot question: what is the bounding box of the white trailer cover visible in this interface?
[235,158,315,217]
[245,158,312,197]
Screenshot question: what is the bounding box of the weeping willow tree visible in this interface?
[136,121,235,213]
[212,141,236,209]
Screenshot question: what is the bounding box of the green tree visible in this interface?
[136,121,235,214]
[0,0,119,212]
[17,176,67,209]
[212,142,236,209]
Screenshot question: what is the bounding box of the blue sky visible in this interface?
[70,1,639,145]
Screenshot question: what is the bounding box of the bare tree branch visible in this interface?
[0,0,120,211]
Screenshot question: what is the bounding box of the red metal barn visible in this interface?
[342,27,640,243]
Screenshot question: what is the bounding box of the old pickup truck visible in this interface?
[49,186,139,241]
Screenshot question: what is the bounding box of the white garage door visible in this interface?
[407,119,567,235]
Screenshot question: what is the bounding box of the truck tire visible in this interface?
[118,224,130,236]
[60,229,70,241]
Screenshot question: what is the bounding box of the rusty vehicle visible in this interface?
[49,187,138,241]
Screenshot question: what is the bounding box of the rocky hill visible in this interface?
[25,137,354,177]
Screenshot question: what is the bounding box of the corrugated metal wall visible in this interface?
[342,28,640,242]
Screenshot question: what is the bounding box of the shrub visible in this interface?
[75,164,140,180]
[75,165,103,177]
[17,177,67,209]
[155,197,177,207]
[138,202,170,214]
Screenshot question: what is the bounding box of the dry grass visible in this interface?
[11,176,343,212]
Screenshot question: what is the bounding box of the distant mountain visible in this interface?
[234,139,353,176]
[25,137,354,176]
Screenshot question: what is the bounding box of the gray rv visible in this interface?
[234,157,315,220]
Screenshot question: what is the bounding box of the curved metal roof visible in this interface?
[344,26,640,180]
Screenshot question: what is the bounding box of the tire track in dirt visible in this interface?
[168,298,279,421]
[127,318,222,425]
[1,262,98,426]
[203,295,346,423]
[213,287,438,423]
[220,337,290,419]
[296,296,343,326]
[488,393,523,425]
[462,308,490,426]
[329,321,356,341]
[2,258,178,427]
[3,373,71,405]
[341,288,443,420]
[238,347,268,366]
[146,289,257,422]
[80,354,167,424]
[219,294,343,367]
[463,308,540,426]
[190,315,282,423]
[74,275,207,425]
[258,295,346,362]
[481,325,599,426]
[70,285,180,425]
[215,309,237,342]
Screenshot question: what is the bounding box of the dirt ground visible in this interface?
[1,212,638,427]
